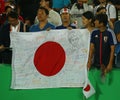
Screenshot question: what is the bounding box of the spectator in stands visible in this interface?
[34,0,62,27]
[17,0,39,23]
[93,0,100,7]
[0,0,14,27]
[109,0,120,20]
[4,0,16,6]
[114,20,120,67]
[94,0,116,24]
[115,1,120,10]
[87,14,117,75]
[70,0,93,28]
[96,6,114,29]
[82,11,95,33]
[107,0,120,10]
[82,11,95,70]
[52,0,71,13]
[24,17,33,27]
[29,7,55,32]
[0,5,24,26]
[0,0,5,14]
[56,8,76,29]
[0,11,29,64]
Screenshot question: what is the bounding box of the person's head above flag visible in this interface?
[60,8,71,15]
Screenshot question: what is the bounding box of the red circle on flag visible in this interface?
[84,84,90,92]
[34,41,66,77]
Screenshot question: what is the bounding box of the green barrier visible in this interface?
[0,64,120,100]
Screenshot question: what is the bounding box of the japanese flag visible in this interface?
[10,29,95,98]
[83,69,95,98]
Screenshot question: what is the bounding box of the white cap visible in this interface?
[60,8,71,14]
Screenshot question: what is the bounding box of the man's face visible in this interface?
[8,17,19,26]
[37,9,48,22]
[61,13,70,22]
[82,16,91,27]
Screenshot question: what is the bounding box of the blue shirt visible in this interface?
[29,22,55,32]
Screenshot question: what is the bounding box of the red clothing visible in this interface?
[0,0,5,14]
[18,16,24,22]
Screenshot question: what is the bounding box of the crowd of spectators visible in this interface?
[0,0,120,70]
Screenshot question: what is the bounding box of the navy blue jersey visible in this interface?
[91,29,116,67]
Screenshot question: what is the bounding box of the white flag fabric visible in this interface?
[83,79,95,98]
[83,69,95,98]
[10,29,95,98]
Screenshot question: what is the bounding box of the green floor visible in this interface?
[0,64,120,100]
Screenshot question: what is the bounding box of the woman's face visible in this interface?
[82,16,91,27]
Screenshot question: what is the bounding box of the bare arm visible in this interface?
[110,18,116,25]
[108,20,114,30]
[87,43,95,70]
[105,45,115,73]
[0,45,5,52]
[116,33,120,42]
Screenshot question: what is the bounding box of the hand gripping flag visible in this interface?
[10,29,95,98]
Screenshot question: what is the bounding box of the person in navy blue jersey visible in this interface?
[87,13,117,74]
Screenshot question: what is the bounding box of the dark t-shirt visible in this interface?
[109,0,120,5]
[90,29,115,68]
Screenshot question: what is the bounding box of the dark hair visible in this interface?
[82,11,95,26]
[40,0,53,8]
[38,7,49,15]
[5,6,12,11]
[95,13,108,26]
[45,0,53,8]
[107,0,114,3]
[82,11,94,20]
[96,6,106,13]
[7,11,18,19]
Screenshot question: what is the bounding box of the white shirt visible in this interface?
[10,21,20,32]
[94,3,116,20]
[70,3,93,28]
